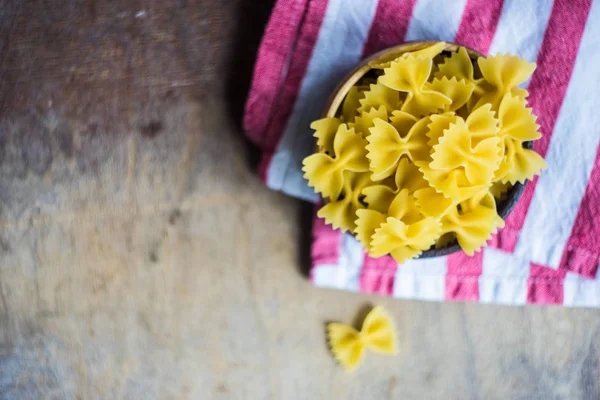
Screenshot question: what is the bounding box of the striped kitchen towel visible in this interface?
[244,0,600,306]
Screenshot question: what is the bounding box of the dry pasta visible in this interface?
[327,306,397,371]
[303,42,547,262]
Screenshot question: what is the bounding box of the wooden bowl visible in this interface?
[320,41,530,258]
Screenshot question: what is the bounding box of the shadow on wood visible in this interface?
[224,0,276,170]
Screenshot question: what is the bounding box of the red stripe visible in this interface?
[526,263,566,305]
[499,0,593,252]
[243,0,311,146]
[560,144,600,278]
[445,252,482,301]
[310,206,343,269]
[259,0,329,158]
[361,0,418,57]
[360,255,397,295]
[454,0,504,54]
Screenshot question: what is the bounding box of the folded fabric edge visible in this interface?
[311,264,600,307]
[243,0,310,146]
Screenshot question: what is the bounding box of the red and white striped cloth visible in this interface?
[244,0,600,306]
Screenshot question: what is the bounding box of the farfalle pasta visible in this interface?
[327,305,398,371]
[303,42,547,262]
[302,124,368,199]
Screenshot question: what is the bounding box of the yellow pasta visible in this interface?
[420,165,489,202]
[372,41,446,70]
[303,124,369,199]
[362,158,428,213]
[379,55,451,117]
[389,110,418,135]
[407,41,447,61]
[393,156,430,192]
[355,209,387,250]
[370,190,441,262]
[490,180,512,200]
[440,200,505,255]
[342,86,363,122]
[311,117,341,154]
[427,118,502,200]
[317,172,372,232]
[424,76,475,112]
[497,93,541,142]
[435,46,486,94]
[354,106,388,138]
[327,306,398,371]
[367,117,431,180]
[303,43,544,262]
[426,112,458,147]
[435,46,475,82]
[465,104,499,144]
[476,53,536,110]
[435,232,457,249]
[414,187,454,217]
[371,215,441,262]
[358,82,402,114]
[495,138,547,184]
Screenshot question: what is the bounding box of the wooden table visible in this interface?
[0,1,599,398]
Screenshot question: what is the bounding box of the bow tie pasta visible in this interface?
[303,42,547,262]
[328,306,398,371]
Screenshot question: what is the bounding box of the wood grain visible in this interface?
[0,1,599,399]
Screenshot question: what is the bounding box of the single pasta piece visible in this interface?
[427,118,502,200]
[440,190,504,255]
[413,187,455,217]
[495,138,547,184]
[372,41,447,69]
[366,117,430,180]
[327,306,398,371]
[358,83,402,114]
[355,209,387,250]
[424,76,475,112]
[379,55,451,117]
[496,93,541,142]
[353,106,388,138]
[317,171,372,233]
[476,53,536,110]
[311,117,341,155]
[370,190,441,262]
[425,112,458,147]
[302,124,369,199]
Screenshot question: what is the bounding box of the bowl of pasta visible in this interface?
[302,41,546,263]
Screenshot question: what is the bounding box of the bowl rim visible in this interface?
[318,41,531,258]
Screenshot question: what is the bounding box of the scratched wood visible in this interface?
[0,1,599,399]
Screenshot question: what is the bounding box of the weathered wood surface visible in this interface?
[0,1,599,399]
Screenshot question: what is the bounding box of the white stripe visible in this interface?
[266,0,379,202]
[514,1,600,268]
[404,0,467,42]
[393,256,447,301]
[479,248,528,305]
[337,233,365,292]
[563,270,600,308]
[488,0,554,63]
[312,264,348,289]
[312,234,364,291]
